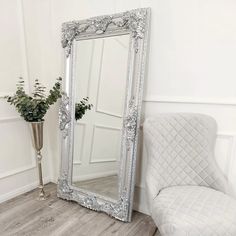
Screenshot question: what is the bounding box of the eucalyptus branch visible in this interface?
[75,97,93,121]
[5,77,62,122]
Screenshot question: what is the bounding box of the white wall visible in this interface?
[0,0,54,202]
[1,0,236,216]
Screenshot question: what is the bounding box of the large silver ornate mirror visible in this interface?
[58,8,150,222]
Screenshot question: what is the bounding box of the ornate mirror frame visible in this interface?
[57,8,150,222]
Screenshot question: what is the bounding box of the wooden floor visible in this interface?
[73,175,119,200]
[0,183,159,236]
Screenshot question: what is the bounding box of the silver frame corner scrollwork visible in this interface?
[58,8,150,222]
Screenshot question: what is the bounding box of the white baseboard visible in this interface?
[0,177,51,204]
[50,178,57,184]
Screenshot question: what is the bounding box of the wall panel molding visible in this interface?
[0,0,33,182]
[0,0,30,99]
[217,134,236,183]
[143,95,236,106]
[89,124,121,164]
[73,122,86,165]
[0,164,35,180]
[0,117,36,179]
[228,136,236,188]
[0,116,21,123]
[0,177,50,204]
[215,133,235,177]
[0,0,55,201]
[95,39,124,118]
[17,0,30,92]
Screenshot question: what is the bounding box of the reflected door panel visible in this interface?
[72,34,130,200]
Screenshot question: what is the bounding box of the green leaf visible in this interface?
[4,77,63,122]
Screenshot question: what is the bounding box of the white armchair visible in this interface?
[143,113,236,236]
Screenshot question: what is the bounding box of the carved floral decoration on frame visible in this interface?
[61,9,147,56]
[59,94,71,138]
[124,99,138,147]
[57,173,129,221]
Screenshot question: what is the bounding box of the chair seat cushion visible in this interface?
[152,186,236,236]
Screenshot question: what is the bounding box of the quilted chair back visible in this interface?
[143,113,230,205]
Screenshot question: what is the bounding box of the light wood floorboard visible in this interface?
[0,183,158,236]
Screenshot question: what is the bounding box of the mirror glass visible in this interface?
[72,34,130,200]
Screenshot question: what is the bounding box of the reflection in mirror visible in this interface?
[72,34,130,200]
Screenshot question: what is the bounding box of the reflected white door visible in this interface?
[73,35,129,187]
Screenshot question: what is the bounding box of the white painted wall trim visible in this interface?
[0,117,37,179]
[74,122,86,164]
[89,124,121,163]
[0,165,36,180]
[0,177,50,204]
[144,96,236,106]
[73,161,82,165]
[17,0,31,92]
[0,116,21,123]
[90,159,117,164]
